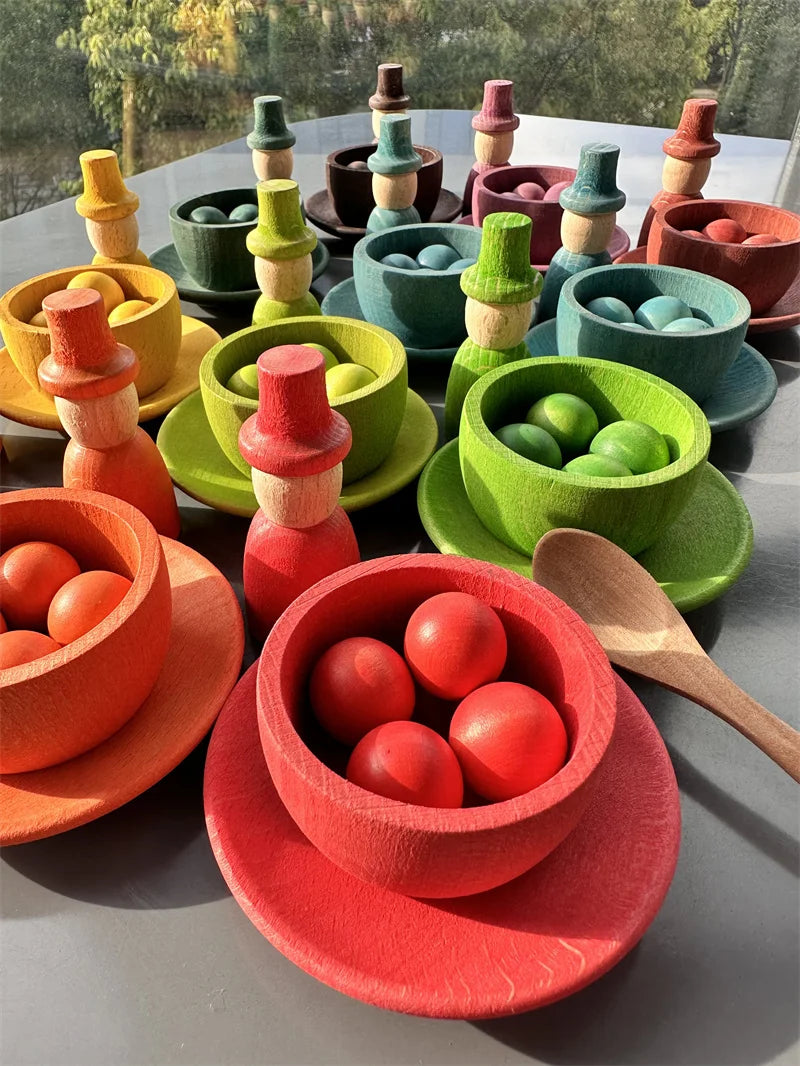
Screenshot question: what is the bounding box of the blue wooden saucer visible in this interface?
[524,318,777,434]
[321,278,459,364]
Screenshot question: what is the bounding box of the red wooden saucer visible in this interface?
[205,664,680,1019]
[1,537,244,845]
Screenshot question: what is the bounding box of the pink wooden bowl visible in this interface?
[256,554,617,898]
[0,488,172,774]
[474,165,577,263]
[648,199,800,314]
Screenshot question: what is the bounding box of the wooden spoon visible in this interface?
[532,528,800,782]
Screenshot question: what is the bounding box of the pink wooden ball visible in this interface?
[742,232,781,246]
[703,218,748,244]
[449,681,568,802]
[543,180,572,202]
[346,720,464,808]
[404,592,507,700]
[309,636,415,745]
[515,182,545,201]
[499,190,521,199]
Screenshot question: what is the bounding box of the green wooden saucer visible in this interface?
[524,318,777,434]
[417,439,753,614]
[158,388,439,516]
[321,278,459,363]
[149,241,330,305]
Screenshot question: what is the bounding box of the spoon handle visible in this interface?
[680,657,800,782]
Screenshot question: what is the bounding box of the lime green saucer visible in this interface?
[417,439,753,613]
[158,388,439,516]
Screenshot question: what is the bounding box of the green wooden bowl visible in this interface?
[353,224,482,349]
[199,316,408,485]
[557,264,750,403]
[460,356,711,558]
[169,188,259,292]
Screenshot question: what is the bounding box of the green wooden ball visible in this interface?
[495,423,562,469]
[228,203,259,222]
[226,363,260,399]
[326,362,377,399]
[302,342,339,370]
[562,453,632,477]
[590,420,671,475]
[526,393,599,454]
[189,205,230,225]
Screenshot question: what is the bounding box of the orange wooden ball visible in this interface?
[347,721,464,808]
[0,630,62,669]
[742,232,781,246]
[0,541,81,631]
[309,636,415,745]
[682,229,705,239]
[449,681,568,802]
[47,570,133,645]
[702,218,747,244]
[0,610,7,634]
[403,592,507,700]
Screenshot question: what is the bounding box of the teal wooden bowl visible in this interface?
[352,224,483,349]
[460,356,711,558]
[199,316,408,484]
[556,264,750,403]
[169,188,259,292]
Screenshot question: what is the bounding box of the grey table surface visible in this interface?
[0,112,798,1066]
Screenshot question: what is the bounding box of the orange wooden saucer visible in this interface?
[0,536,244,845]
[205,665,680,1019]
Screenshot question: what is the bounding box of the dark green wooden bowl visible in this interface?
[169,188,259,292]
[556,264,750,403]
[199,316,407,485]
[459,356,711,557]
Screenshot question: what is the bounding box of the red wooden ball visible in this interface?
[0,541,81,631]
[0,611,6,634]
[742,232,781,246]
[682,228,706,239]
[449,681,568,802]
[309,636,415,745]
[346,720,464,808]
[0,630,62,669]
[703,218,747,244]
[404,592,507,700]
[47,570,133,645]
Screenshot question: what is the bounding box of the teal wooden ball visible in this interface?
[585,296,634,324]
[495,423,562,469]
[590,420,671,475]
[634,295,692,330]
[228,203,259,222]
[447,257,477,272]
[189,205,230,225]
[381,253,420,270]
[563,453,632,477]
[416,244,461,270]
[661,317,712,332]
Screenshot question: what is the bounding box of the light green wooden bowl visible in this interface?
[460,356,711,558]
[199,316,408,484]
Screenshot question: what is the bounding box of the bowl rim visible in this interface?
[561,261,751,336]
[326,142,442,173]
[257,553,618,831]
[199,315,407,415]
[0,488,164,683]
[463,355,711,487]
[478,163,577,201]
[0,263,177,337]
[657,197,800,249]
[353,222,482,277]
[168,186,260,229]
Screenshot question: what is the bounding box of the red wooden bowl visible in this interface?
[649,199,800,314]
[326,143,443,227]
[257,554,617,898]
[0,488,172,774]
[474,165,576,263]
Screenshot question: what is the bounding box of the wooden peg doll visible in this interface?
[369,63,409,141]
[239,345,360,643]
[536,143,626,323]
[247,179,321,326]
[444,212,542,439]
[637,99,720,247]
[247,95,296,182]
[462,80,519,218]
[38,289,180,538]
[366,114,422,233]
[75,150,151,267]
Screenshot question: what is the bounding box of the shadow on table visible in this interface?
[752,329,800,363]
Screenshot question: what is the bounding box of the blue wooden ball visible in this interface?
[661,317,712,332]
[446,257,478,272]
[381,253,420,270]
[416,244,461,271]
[634,295,692,330]
[189,205,230,225]
[585,296,635,324]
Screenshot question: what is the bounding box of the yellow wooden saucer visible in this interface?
[0,316,221,431]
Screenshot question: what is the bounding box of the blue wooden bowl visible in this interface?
[556,264,750,403]
[353,223,483,349]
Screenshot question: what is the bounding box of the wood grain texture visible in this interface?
[352,223,483,349]
[474,165,576,262]
[199,315,408,484]
[168,187,260,292]
[325,144,443,228]
[472,80,520,134]
[255,553,617,898]
[536,247,612,323]
[251,290,321,326]
[75,149,138,222]
[253,253,312,303]
[648,199,800,314]
[252,465,343,529]
[204,662,679,1017]
[85,215,140,261]
[444,338,528,440]
[533,528,800,781]
[556,262,751,402]
[0,489,171,774]
[0,534,243,844]
[368,63,410,113]
[0,263,182,398]
[251,147,293,182]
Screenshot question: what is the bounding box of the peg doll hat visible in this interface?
[368,115,422,175]
[246,180,317,260]
[472,80,520,134]
[369,63,410,111]
[75,150,139,222]
[662,98,720,160]
[559,143,626,216]
[460,212,542,305]
[247,95,297,152]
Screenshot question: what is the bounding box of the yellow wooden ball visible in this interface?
[66,271,126,314]
[325,362,377,399]
[29,310,49,327]
[108,299,152,324]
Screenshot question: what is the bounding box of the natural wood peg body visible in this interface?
[252,147,294,182]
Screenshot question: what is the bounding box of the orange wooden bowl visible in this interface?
[0,264,182,397]
[257,554,617,899]
[648,199,800,314]
[0,488,172,774]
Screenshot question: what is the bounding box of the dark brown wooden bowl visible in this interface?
[325,143,443,227]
